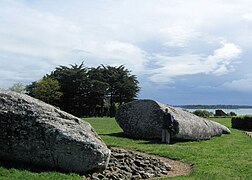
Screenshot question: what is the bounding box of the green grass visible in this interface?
[1,117,252,179]
[84,117,252,180]
[0,167,80,180]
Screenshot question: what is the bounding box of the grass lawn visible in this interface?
[1,117,252,179]
[85,117,252,180]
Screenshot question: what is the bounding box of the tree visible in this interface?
[101,65,140,117]
[9,82,26,94]
[27,77,62,106]
[115,72,139,105]
[87,67,108,116]
[49,62,90,116]
[26,81,37,97]
[26,62,140,117]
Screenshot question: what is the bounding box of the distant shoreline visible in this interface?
[174,105,252,109]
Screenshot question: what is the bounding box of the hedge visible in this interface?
[231,115,252,131]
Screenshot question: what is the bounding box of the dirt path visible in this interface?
[125,147,192,178]
[157,156,192,177]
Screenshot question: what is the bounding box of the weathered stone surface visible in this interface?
[0,88,110,174]
[115,99,231,140]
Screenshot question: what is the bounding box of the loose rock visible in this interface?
[86,147,173,179]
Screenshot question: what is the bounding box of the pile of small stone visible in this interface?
[85,147,171,180]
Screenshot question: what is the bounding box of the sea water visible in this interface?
[184,108,252,116]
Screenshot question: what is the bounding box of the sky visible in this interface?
[1,0,252,105]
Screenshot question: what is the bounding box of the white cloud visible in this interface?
[0,0,250,93]
[149,42,242,84]
[160,26,201,47]
[242,13,252,21]
[75,41,147,73]
[0,0,82,64]
[0,0,148,86]
[209,42,242,75]
[212,42,242,59]
[223,75,252,92]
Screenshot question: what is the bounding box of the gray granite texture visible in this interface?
[115,99,231,140]
[0,88,110,174]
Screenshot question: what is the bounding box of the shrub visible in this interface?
[227,112,237,117]
[192,110,214,117]
[231,115,252,131]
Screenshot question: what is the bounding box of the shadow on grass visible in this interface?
[99,132,127,138]
[0,159,48,173]
[99,132,192,145]
[0,159,76,175]
[139,138,193,145]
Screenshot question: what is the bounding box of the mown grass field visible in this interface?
[0,117,252,179]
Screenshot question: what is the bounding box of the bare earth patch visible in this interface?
[124,147,192,178]
[156,155,192,177]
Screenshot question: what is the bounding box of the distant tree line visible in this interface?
[11,63,140,117]
[192,109,237,118]
[179,104,252,109]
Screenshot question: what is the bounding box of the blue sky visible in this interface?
[1,0,252,105]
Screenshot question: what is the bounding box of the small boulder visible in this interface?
[115,99,230,140]
[0,88,110,174]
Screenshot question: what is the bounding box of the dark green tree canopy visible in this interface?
[26,62,140,117]
[101,65,140,103]
[49,63,90,116]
